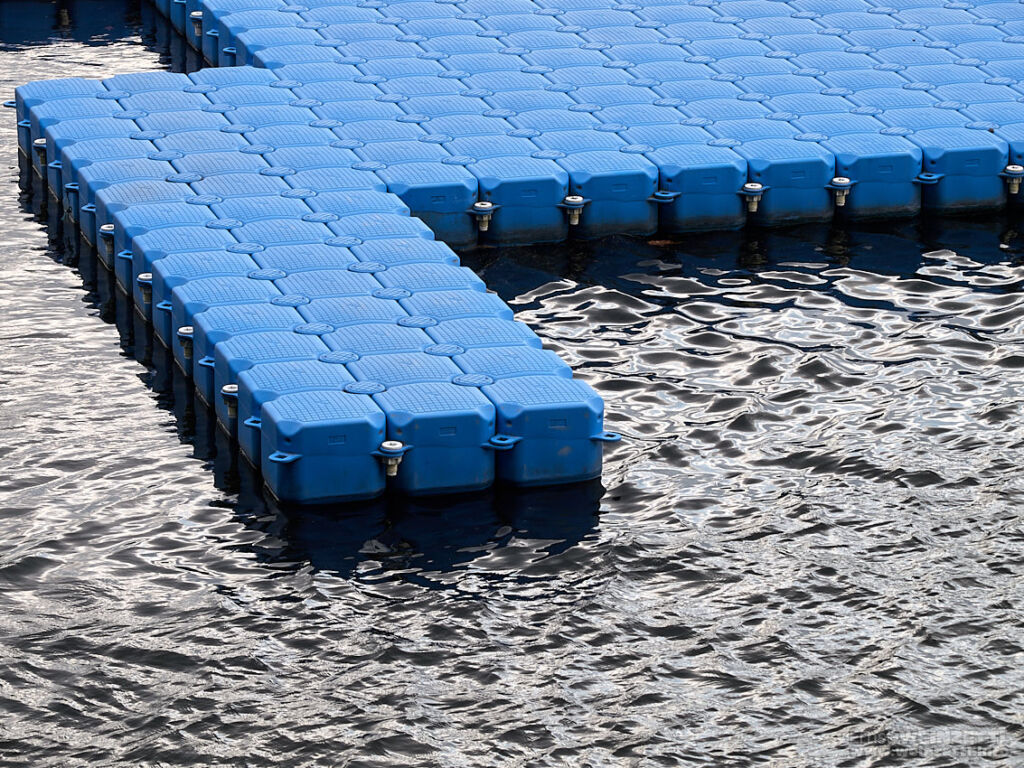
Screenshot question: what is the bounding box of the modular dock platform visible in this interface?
[13,0,1024,502]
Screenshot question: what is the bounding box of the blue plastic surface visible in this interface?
[25,0,1024,502]
[185,301,304,381]
[374,381,498,495]
[261,390,387,503]
[213,330,329,427]
[170,277,284,398]
[236,359,356,464]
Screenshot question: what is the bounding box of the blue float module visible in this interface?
[12,65,620,504]
[17,0,1024,241]
[140,0,1024,223]
[15,0,1024,501]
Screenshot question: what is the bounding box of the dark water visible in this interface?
[2,4,1023,765]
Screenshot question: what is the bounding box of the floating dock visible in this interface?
[14,0,1024,501]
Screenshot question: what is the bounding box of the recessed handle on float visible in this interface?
[268,451,301,464]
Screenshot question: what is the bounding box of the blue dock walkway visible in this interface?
[14,0,1024,502]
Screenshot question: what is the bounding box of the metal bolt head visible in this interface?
[1007,164,1024,174]
[138,272,152,281]
[743,182,763,192]
[381,440,403,452]
[33,138,46,147]
[100,223,115,233]
[221,384,238,395]
[565,195,584,204]
[473,201,493,211]
[189,10,203,18]
[832,176,851,185]
[179,326,193,336]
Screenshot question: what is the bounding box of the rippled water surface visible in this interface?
[2,4,1023,765]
